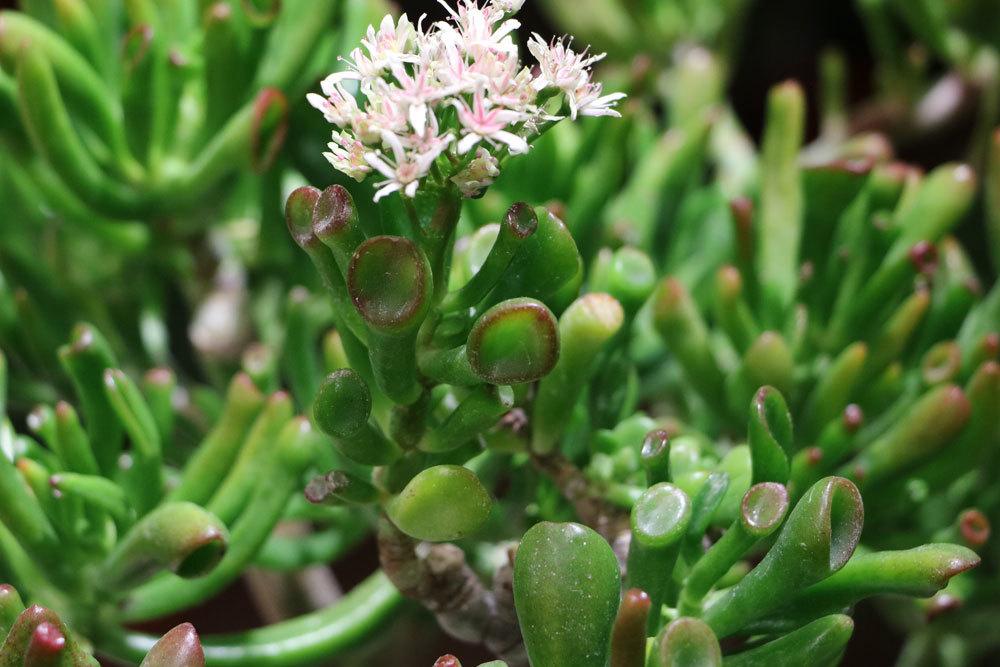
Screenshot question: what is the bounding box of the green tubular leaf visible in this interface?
[313,369,401,466]
[957,283,1000,368]
[860,287,931,383]
[532,293,624,454]
[103,501,228,590]
[915,237,980,353]
[726,332,794,415]
[627,483,691,634]
[141,368,176,450]
[124,418,322,621]
[49,471,132,524]
[104,368,163,511]
[0,449,59,566]
[680,483,789,615]
[348,235,432,404]
[762,544,979,627]
[106,571,401,665]
[249,86,288,173]
[57,324,122,475]
[386,465,492,542]
[420,386,512,453]
[589,246,657,319]
[604,120,713,265]
[789,405,863,499]
[652,277,725,411]
[466,298,560,385]
[202,2,250,135]
[313,184,367,276]
[480,207,581,309]
[713,266,759,354]
[442,202,538,312]
[611,589,651,667]
[286,187,371,349]
[844,384,970,487]
[747,387,793,484]
[0,584,25,637]
[702,476,863,638]
[120,23,169,167]
[799,343,867,441]
[282,287,322,408]
[169,373,265,505]
[0,11,136,174]
[52,0,107,78]
[140,623,204,667]
[834,163,976,344]
[722,615,853,667]
[14,458,63,540]
[207,391,294,524]
[253,0,338,92]
[14,41,139,216]
[757,81,804,327]
[641,429,672,486]
[681,470,731,564]
[651,617,721,667]
[168,89,281,208]
[514,521,620,667]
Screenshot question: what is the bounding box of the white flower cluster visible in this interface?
[307,0,625,201]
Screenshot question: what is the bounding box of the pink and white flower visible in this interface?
[307,0,624,201]
[324,131,371,182]
[365,130,452,201]
[452,89,529,154]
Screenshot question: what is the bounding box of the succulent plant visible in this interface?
[1,0,999,666]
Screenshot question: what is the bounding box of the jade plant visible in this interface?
[0,0,394,406]
[0,324,409,664]
[1,0,999,666]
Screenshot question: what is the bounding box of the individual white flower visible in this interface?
[383,61,457,135]
[436,0,519,57]
[527,33,605,93]
[354,92,408,143]
[451,147,500,197]
[569,81,627,119]
[324,131,371,182]
[361,15,420,70]
[365,130,452,201]
[452,89,529,154]
[306,77,361,126]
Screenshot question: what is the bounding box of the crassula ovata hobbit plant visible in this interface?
[1,0,999,666]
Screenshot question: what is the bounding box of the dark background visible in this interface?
[1,0,985,664]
